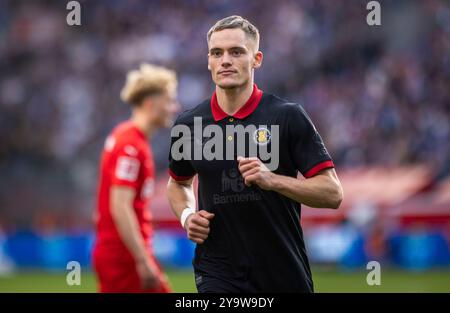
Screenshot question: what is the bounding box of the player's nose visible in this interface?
[221,52,233,66]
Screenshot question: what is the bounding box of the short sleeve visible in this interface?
[111,144,142,188]
[288,104,334,178]
[168,117,196,181]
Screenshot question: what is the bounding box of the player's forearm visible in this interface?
[111,198,148,262]
[270,173,343,209]
[167,177,196,219]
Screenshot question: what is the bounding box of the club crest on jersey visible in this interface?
[253,127,271,145]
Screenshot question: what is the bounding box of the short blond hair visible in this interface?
[207,15,260,51]
[120,63,177,106]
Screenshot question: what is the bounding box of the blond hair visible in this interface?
[207,15,260,51]
[120,63,177,106]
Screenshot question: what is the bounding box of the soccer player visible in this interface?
[93,64,179,293]
[167,16,344,293]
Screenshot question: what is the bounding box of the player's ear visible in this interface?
[207,54,211,71]
[253,51,263,69]
[141,96,153,111]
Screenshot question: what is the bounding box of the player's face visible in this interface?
[145,92,180,128]
[208,28,262,89]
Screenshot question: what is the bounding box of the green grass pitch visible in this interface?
[0,268,449,293]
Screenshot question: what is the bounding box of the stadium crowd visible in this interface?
[0,0,449,228]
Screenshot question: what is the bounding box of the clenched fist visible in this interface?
[237,156,275,190]
[184,210,215,244]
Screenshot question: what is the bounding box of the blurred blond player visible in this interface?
[93,64,179,293]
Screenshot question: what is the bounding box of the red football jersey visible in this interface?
[95,120,155,256]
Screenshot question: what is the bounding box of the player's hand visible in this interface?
[136,258,161,290]
[237,156,275,190]
[184,210,215,244]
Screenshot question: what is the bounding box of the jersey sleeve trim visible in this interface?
[168,169,195,181]
[304,160,335,178]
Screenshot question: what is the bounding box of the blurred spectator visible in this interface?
[0,0,449,228]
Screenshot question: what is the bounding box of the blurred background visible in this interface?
[0,0,449,292]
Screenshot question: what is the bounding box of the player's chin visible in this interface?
[215,78,242,90]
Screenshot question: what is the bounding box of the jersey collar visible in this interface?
[210,84,263,122]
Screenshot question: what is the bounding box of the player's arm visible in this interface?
[167,176,196,220]
[270,167,342,209]
[167,176,214,244]
[110,186,159,288]
[238,157,343,209]
[242,103,343,209]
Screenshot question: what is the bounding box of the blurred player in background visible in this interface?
[93,64,179,293]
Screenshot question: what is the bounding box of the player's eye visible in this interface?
[211,50,222,57]
[231,50,242,57]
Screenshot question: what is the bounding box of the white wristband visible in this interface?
[180,208,195,229]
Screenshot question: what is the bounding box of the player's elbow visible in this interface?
[329,182,343,209]
[110,186,135,220]
[167,177,183,196]
[110,197,129,221]
[110,202,125,223]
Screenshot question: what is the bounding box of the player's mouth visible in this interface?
[218,70,237,76]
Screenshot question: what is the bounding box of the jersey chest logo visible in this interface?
[253,127,271,145]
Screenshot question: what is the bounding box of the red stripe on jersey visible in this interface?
[304,160,335,178]
[168,169,194,181]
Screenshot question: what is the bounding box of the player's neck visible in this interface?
[216,81,254,116]
[130,113,155,139]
